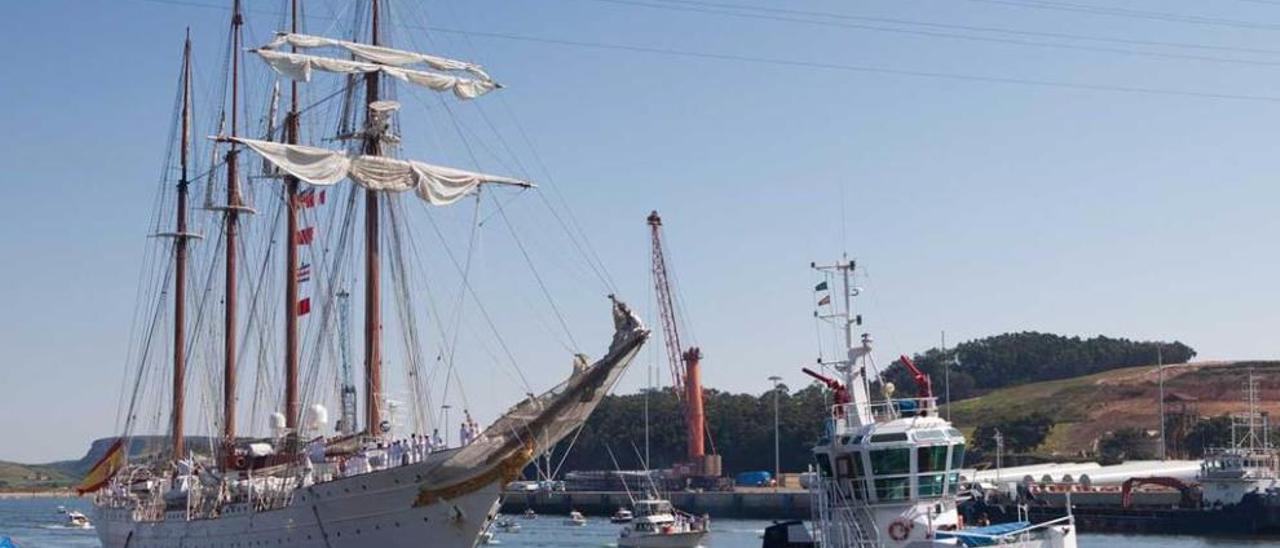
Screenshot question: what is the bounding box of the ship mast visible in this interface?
[363,0,385,438]
[171,29,194,461]
[283,0,301,432]
[222,0,245,465]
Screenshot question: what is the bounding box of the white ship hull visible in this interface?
[94,459,503,548]
[92,299,648,548]
[617,530,707,547]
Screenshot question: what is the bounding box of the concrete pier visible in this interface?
[500,489,811,520]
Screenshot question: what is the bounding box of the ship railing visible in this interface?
[831,397,938,430]
[811,477,880,547]
[950,514,1075,542]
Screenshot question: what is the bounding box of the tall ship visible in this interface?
[81,1,648,546]
[791,258,1077,547]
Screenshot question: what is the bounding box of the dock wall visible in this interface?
[500,490,811,520]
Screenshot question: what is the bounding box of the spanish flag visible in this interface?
[76,438,126,495]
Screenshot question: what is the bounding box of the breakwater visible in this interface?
[500,489,811,520]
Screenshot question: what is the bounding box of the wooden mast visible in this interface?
[363,0,384,438]
[283,0,301,431]
[223,0,244,466]
[172,29,193,461]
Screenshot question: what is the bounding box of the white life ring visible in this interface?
[888,519,912,541]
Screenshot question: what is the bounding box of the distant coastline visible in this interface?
[0,488,75,499]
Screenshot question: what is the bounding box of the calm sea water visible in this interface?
[0,497,1276,547]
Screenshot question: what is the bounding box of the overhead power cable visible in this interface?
[966,0,1280,31]
[601,0,1280,57]
[128,0,1280,103]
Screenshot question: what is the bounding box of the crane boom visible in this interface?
[648,211,686,395]
[648,211,708,464]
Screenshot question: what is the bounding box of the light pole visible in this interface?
[1157,345,1165,460]
[769,375,783,491]
[442,404,452,448]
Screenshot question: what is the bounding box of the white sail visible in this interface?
[254,49,498,100]
[233,137,530,205]
[264,32,493,82]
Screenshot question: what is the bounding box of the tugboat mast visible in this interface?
[813,258,872,427]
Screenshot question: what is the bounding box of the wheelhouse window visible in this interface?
[918,474,946,497]
[950,444,966,469]
[917,446,948,473]
[870,448,911,475]
[816,454,833,478]
[875,478,910,502]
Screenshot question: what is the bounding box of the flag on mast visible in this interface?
[297,297,312,316]
[298,263,312,283]
[76,438,126,495]
[297,188,326,208]
[818,295,832,306]
[295,227,315,245]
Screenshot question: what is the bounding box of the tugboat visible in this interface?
[790,258,1077,547]
[617,498,709,548]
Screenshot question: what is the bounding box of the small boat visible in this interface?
[611,507,635,523]
[478,529,498,545]
[618,499,708,548]
[496,518,521,532]
[67,510,92,529]
[522,508,538,520]
[55,505,67,514]
[564,510,588,526]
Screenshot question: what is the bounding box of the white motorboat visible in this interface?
[67,510,93,529]
[564,510,588,526]
[617,498,708,548]
[522,508,538,520]
[611,507,635,523]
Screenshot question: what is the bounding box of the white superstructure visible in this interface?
[806,259,1076,548]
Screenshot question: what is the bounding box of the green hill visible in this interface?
[945,360,1280,460]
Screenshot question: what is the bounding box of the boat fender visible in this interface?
[888,519,912,541]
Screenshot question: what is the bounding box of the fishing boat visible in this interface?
[611,507,635,523]
[82,2,648,547]
[796,259,1077,547]
[564,510,588,526]
[617,498,709,548]
[523,508,538,520]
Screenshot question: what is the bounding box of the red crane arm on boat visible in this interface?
[802,367,851,407]
[898,355,933,399]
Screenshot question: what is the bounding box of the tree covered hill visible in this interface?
[880,332,1195,402]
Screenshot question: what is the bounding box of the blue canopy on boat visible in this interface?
[936,521,1031,547]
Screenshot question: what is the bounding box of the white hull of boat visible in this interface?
[95,464,503,547]
[94,462,503,548]
[617,530,707,548]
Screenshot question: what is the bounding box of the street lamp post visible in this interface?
[769,375,783,491]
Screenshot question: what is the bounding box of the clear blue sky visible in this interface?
[4,0,1280,463]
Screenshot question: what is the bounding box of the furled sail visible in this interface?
[264,32,493,82]
[232,137,531,205]
[254,50,498,100]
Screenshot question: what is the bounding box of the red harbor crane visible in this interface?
[648,211,719,479]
